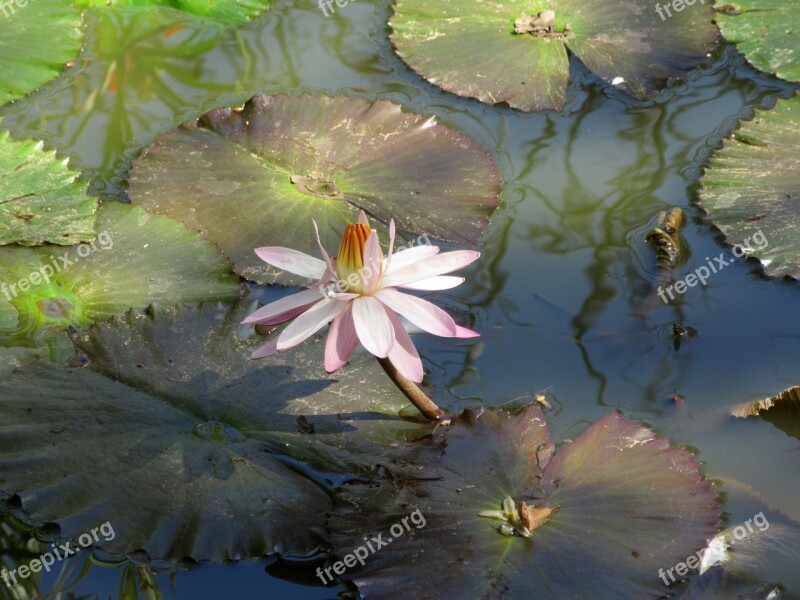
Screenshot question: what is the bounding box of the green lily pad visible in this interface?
[389,0,718,111]
[0,201,239,343]
[0,302,427,562]
[0,0,82,105]
[731,385,800,441]
[330,405,718,598]
[699,94,800,279]
[127,93,501,285]
[74,0,271,25]
[717,1,799,83]
[0,131,97,246]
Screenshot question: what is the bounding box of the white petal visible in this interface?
[352,296,395,358]
[376,288,456,336]
[381,250,479,289]
[254,247,325,279]
[277,299,348,350]
[398,276,465,291]
[241,288,322,325]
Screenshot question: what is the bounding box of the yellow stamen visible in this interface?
[336,223,370,293]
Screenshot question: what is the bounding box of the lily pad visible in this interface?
[0,201,239,343]
[0,0,82,105]
[717,1,799,83]
[389,0,718,111]
[0,302,428,562]
[678,567,784,599]
[330,405,718,598]
[127,93,501,285]
[0,131,97,246]
[699,94,800,279]
[731,385,800,441]
[74,0,271,25]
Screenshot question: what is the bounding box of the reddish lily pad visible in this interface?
[330,405,718,598]
[389,0,719,111]
[699,94,800,279]
[127,93,501,286]
[0,303,429,562]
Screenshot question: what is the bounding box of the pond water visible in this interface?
[1,0,799,598]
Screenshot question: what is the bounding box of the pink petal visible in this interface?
[385,245,439,273]
[251,337,279,359]
[399,276,465,291]
[324,305,359,372]
[375,288,457,337]
[385,219,396,270]
[277,298,349,351]
[254,247,325,279]
[362,231,383,292]
[385,308,424,383]
[352,296,395,358]
[357,210,369,226]
[241,288,322,325]
[454,325,480,338]
[381,250,480,289]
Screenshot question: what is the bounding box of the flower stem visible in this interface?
[377,357,445,422]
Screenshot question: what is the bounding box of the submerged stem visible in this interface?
[377,357,445,422]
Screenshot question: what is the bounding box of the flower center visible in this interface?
[336,223,370,293]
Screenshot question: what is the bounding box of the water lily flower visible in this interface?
[243,211,479,383]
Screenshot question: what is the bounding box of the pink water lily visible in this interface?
[243,211,479,383]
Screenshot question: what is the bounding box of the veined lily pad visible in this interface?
[0,0,82,105]
[699,94,800,279]
[0,131,97,246]
[717,1,799,83]
[127,93,501,285]
[0,201,238,343]
[389,0,718,111]
[330,405,718,598]
[74,0,271,25]
[0,302,427,562]
[731,386,800,441]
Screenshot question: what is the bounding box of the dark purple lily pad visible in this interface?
[389,0,719,111]
[127,93,501,285]
[330,405,718,598]
[0,302,429,563]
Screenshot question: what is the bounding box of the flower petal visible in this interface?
[357,210,370,226]
[312,219,336,275]
[352,296,395,358]
[277,298,349,351]
[376,288,457,337]
[241,288,322,325]
[362,231,383,292]
[399,275,465,291]
[324,305,359,372]
[381,250,480,288]
[251,337,279,359]
[454,325,480,338]
[385,308,424,383]
[254,247,326,279]
[384,245,439,273]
